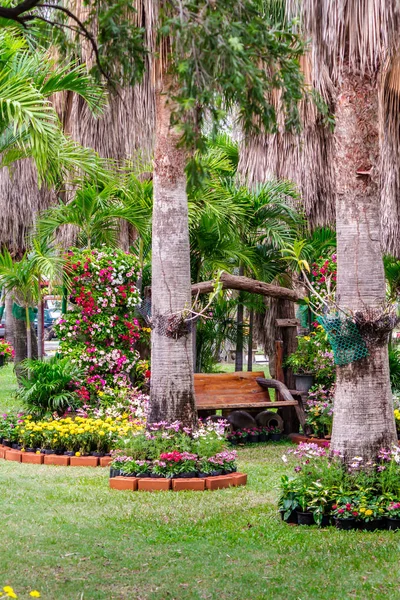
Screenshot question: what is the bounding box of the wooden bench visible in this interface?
[194,371,306,429]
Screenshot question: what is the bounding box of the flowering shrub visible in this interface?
[279,443,400,526]
[111,420,238,477]
[55,248,149,409]
[305,385,334,437]
[310,254,337,311]
[0,341,14,364]
[385,501,400,518]
[0,413,23,443]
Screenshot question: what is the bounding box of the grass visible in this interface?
[1,369,400,599]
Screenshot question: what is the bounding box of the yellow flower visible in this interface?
[3,587,17,599]
[75,452,81,457]
[365,509,373,516]
[304,336,311,341]
[359,507,366,513]
[29,592,41,598]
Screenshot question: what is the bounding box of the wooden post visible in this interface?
[275,300,300,434]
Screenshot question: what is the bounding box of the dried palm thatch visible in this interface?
[0,161,56,254]
[242,0,400,253]
[0,0,159,253]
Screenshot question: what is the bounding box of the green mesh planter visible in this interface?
[317,314,369,366]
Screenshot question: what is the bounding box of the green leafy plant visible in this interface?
[17,357,85,418]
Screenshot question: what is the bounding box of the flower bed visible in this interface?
[0,412,143,459]
[109,471,247,492]
[227,426,283,444]
[0,340,14,366]
[279,443,400,530]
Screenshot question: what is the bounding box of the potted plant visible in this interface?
[295,489,314,525]
[278,476,299,523]
[331,501,358,530]
[259,427,269,443]
[269,426,283,442]
[227,431,239,446]
[357,497,386,531]
[246,427,260,444]
[236,429,248,444]
[196,457,217,478]
[385,501,400,530]
[285,329,335,393]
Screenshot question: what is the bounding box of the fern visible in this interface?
[17,357,85,418]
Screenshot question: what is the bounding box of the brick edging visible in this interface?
[0,446,112,467]
[110,472,248,492]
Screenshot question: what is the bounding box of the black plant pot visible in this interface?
[12,443,20,450]
[360,519,386,531]
[109,468,121,478]
[270,433,282,442]
[91,452,105,458]
[295,373,314,393]
[26,448,35,453]
[229,438,239,446]
[334,518,356,530]
[54,448,65,456]
[176,471,198,479]
[296,511,315,526]
[280,509,298,524]
[386,517,400,531]
[248,434,260,444]
[42,449,53,455]
[198,472,209,478]
[0,355,5,367]
[137,472,151,478]
[64,451,75,457]
[150,473,164,479]
[224,466,237,474]
[320,515,331,528]
[2,440,12,448]
[259,433,268,442]
[210,469,223,477]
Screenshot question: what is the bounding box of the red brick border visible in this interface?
[0,446,248,491]
[109,472,248,492]
[0,446,108,467]
[287,434,330,448]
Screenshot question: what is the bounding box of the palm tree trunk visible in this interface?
[235,266,245,372]
[247,308,254,371]
[148,81,196,427]
[25,306,32,362]
[331,72,397,462]
[4,293,14,346]
[37,278,43,359]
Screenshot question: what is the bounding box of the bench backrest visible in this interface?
[194,371,270,409]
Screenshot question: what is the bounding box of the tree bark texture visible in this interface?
[247,308,254,372]
[235,297,244,371]
[148,84,196,427]
[331,73,397,461]
[192,273,305,302]
[235,266,245,372]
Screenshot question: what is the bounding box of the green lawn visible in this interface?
[1,368,400,599]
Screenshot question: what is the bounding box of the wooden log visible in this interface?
[275,318,300,327]
[191,273,305,302]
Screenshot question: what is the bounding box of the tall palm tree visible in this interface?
[241,1,399,460]
[0,250,39,361]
